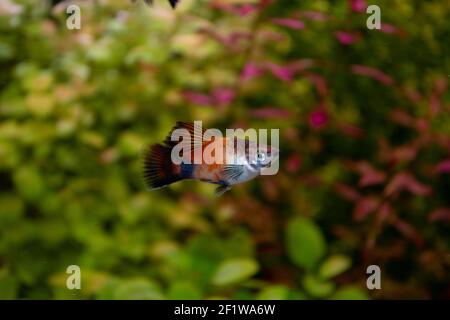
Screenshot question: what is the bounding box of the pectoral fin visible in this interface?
[215,184,231,196]
[221,165,244,182]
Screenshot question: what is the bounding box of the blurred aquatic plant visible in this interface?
[0,0,449,300]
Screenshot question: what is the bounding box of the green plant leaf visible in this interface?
[285,217,326,270]
[257,285,290,300]
[303,274,335,298]
[0,275,18,300]
[211,258,259,286]
[13,166,45,202]
[319,255,351,279]
[113,279,164,300]
[332,286,369,300]
[168,281,202,300]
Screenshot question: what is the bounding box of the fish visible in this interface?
[142,122,279,196]
[132,0,179,9]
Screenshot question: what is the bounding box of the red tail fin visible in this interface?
[142,144,182,190]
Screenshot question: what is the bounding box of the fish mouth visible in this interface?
[262,147,279,168]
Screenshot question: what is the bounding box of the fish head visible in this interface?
[244,141,279,169]
[255,144,279,169]
[229,138,279,176]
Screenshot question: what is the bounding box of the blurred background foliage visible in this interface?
[0,0,449,299]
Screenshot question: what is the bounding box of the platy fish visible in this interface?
[142,122,279,196]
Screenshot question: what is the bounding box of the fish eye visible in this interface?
[257,152,266,161]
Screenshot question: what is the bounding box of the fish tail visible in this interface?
[142,144,185,190]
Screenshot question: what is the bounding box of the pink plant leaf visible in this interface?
[403,87,423,103]
[286,154,302,173]
[391,144,419,163]
[389,109,416,127]
[435,159,450,174]
[272,18,305,30]
[434,77,448,96]
[415,118,429,132]
[265,62,294,82]
[212,88,236,106]
[393,219,424,247]
[241,62,263,81]
[235,4,257,16]
[285,59,314,72]
[338,123,365,139]
[259,30,286,43]
[335,31,360,45]
[351,65,395,86]
[309,108,328,129]
[354,196,379,221]
[298,10,329,21]
[429,77,448,114]
[243,60,313,82]
[348,0,367,13]
[377,140,421,165]
[249,107,293,119]
[259,0,273,9]
[390,109,430,132]
[305,73,328,97]
[377,202,393,224]
[385,172,432,196]
[226,32,252,47]
[182,91,211,106]
[209,1,257,16]
[380,23,398,34]
[199,28,250,51]
[183,88,235,107]
[359,170,386,187]
[430,94,441,114]
[429,208,450,222]
[334,183,361,202]
[350,161,386,187]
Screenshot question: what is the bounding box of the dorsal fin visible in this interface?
[164,121,206,148]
